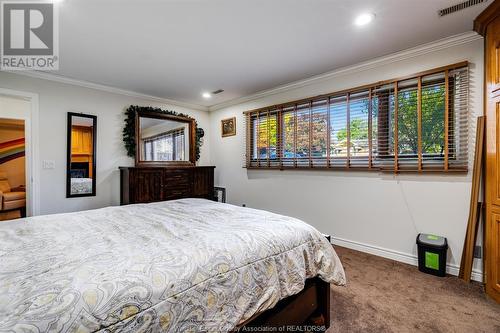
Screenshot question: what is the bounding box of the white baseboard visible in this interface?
[331,236,484,283]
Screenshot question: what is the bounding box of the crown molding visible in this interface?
[4,70,209,112]
[208,31,482,111]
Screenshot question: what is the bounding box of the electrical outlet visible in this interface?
[473,245,482,259]
[42,160,56,169]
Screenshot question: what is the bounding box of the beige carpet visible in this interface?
[328,246,500,333]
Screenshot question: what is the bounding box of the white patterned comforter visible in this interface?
[0,199,346,332]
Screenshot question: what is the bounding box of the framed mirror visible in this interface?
[136,110,196,166]
[66,112,97,198]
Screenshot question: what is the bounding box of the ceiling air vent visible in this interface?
[212,89,224,95]
[438,0,487,17]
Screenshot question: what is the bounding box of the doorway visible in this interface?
[0,89,39,217]
[0,118,26,220]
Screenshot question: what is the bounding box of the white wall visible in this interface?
[209,37,484,278]
[0,72,211,215]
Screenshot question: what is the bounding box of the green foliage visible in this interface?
[122,105,205,161]
[257,116,277,148]
[397,86,445,154]
[255,85,445,157]
[337,119,368,142]
[421,86,445,154]
[337,85,445,154]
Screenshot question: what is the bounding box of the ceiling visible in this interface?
[51,0,488,109]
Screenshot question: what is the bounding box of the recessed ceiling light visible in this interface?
[354,13,375,26]
[202,92,211,99]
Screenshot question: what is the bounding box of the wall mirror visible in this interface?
[66,112,97,198]
[136,110,195,166]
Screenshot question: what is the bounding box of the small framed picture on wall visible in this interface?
[221,117,236,137]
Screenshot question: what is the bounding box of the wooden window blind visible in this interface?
[245,62,469,173]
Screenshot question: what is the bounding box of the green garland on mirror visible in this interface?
[122,105,205,161]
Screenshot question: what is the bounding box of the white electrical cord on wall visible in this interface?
[397,177,420,235]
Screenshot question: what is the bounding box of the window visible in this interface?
[143,128,185,161]
[245,62,469,173]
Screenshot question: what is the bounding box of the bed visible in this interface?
[0,199,345,332]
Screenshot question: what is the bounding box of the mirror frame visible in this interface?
[135,110,196,167]
[66,112,97,198]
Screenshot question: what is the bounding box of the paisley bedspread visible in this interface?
[0,199,346,332]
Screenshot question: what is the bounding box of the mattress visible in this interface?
[0,199,345,332]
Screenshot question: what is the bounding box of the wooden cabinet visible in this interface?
[489,210,500,298]
[119,166,215,205]
[71,125,94,178]
[71,126,93,155]
[475,0,500,303]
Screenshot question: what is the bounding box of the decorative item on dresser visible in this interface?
[119,166,215,205]
[214,186,227,203]
[122,105,205,164]
[120,105,215,205]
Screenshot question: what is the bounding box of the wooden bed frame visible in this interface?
[238,277,331,332]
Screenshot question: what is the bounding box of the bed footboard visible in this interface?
[239,277,331,332]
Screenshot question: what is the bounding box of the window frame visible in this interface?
[143,128,185,161]
[244,61,469,173]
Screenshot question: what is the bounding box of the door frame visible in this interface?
[0,88,40,216]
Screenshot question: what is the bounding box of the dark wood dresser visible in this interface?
[119,166,215,205]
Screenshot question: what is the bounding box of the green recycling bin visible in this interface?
[416,233,448,277]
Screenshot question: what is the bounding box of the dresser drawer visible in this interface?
[164,170,191,185]
[120,166,215,205]
[163,170,191,200]
[164,188,191,200]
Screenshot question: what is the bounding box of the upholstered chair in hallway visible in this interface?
[0,172,26,217]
